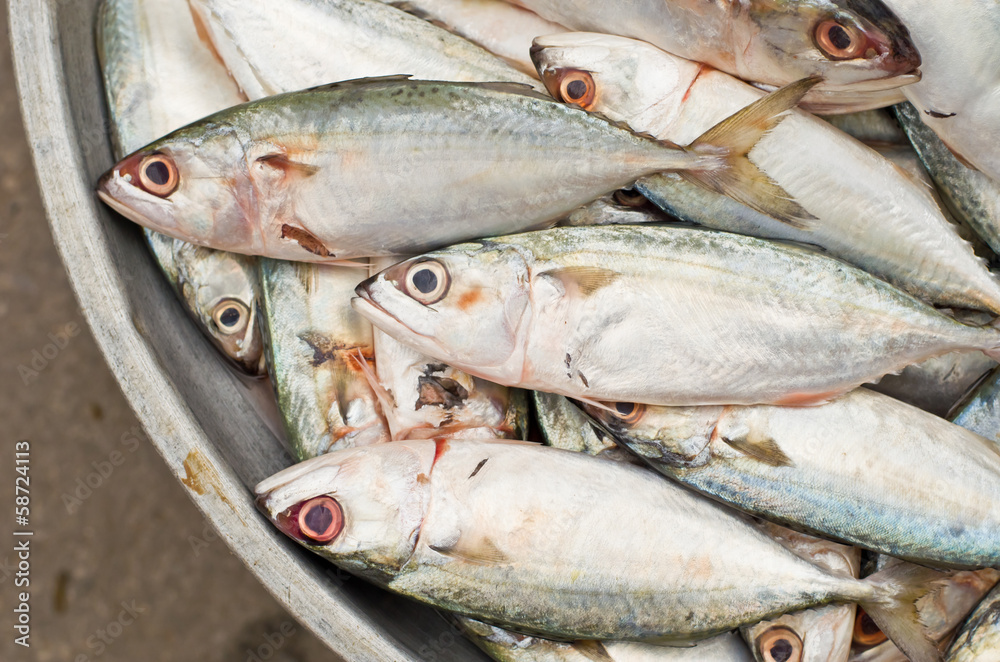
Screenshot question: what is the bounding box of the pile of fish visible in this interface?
[94,0,1000,660]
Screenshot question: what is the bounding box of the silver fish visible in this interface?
[507,0,920,101]
[255,439,943,662]
[354,225,1000,408]
[586,387,1000,567]
[530,33,1000,313]
[188,0,543,99]
[144,231,263,374]
[96,77,817,261]
[258,259,390,460]
[895,102,1000,258]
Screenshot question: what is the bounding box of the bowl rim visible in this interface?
[6,2,479,658]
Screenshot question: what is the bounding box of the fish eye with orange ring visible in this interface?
[757,626,803,662]
[555,69,597,110]
[814,19,871,60]
[853,608,888,647]
[136,153,180,197]
[611,402,645,425]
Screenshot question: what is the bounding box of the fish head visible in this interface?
[353,244,531,374]
[583,402,720,468]
[144,232,264,375]
[182,247,263,375]
[530,33,700,130]
[97,122,255,252]
[255,443,434,580]
[744,0,921,86]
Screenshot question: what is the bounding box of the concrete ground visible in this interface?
[0,8,339,662]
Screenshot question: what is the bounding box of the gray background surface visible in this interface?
[0,8,339,661]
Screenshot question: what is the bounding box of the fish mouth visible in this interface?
[352,280,436,343]
[96,168,165,232]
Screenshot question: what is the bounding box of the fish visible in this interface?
[258,259,390,460]
[188,0,544,99]
[742,523,861,662]
[97,0,267,375]
[144,231,264,375]
[376,0,568,77]
[364,257,528,441]
[584,387,1000,567]
[878,0,1000,182]
[456,616,754,661]
[895,102,1000,258]
[353,225,1000,408]
[505,0,920,98]
[529,33,1000,314]
[945,582,1000,662]
[96,76,815,261]
[255,439,943,662]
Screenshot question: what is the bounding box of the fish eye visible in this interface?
[757,626,803,662]
[853,609,887,647]
[404,260,450,305]
[613,402,645,424]
[814,19,868,60]
[613,188,647,208]
[557,69,597,110]
[297,496,344,543]
[212,299,250,335]
[137,153,179,197]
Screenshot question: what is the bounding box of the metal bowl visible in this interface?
[8,1,488,658]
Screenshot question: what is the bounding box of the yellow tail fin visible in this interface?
[682,76,822,228]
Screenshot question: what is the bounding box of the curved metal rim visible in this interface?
[6,2,438,658]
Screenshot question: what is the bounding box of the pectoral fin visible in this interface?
[257,153,320,178]
[539,266,621,296]
[430,535,509,565]
[280,224,335,258]
[720,432,793,467]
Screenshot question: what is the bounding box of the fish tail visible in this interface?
[680,76,822,229]
[859,562,947,662]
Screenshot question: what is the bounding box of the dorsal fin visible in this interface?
[304,74,414,94]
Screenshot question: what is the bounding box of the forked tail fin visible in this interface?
[682,76,822,229]
[861,562,948,662]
